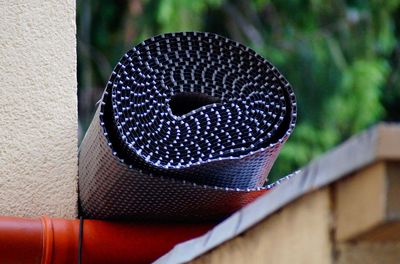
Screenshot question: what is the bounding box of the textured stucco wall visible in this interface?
[0,0,77,218]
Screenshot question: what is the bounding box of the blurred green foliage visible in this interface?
[77,0,400,182]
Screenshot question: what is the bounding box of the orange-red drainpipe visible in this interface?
[0,216,212,264]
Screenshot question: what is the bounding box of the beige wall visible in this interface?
[0,0,77,218]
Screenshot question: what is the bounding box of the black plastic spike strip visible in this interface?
[78,32,297,221]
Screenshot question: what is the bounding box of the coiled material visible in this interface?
[79,32,297,221]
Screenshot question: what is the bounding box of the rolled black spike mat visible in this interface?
[78,32,297,221]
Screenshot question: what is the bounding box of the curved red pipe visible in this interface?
[0,216,212,264]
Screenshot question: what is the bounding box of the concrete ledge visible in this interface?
[335,161,400,241]
[192,189,332,264]
[156,123,400,264]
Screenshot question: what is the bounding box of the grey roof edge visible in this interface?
[154,123,400,264]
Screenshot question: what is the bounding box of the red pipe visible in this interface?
[0,216,212,264]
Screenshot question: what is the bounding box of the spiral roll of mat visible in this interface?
[79,32,297,221]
